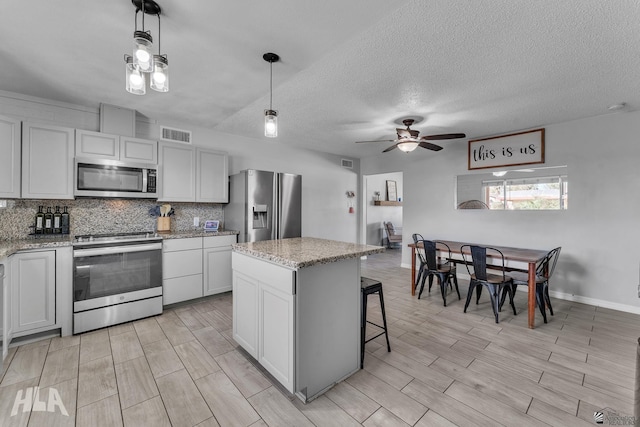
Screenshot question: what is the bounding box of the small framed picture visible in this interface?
[204,220,219,232]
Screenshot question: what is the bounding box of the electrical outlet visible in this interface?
[193,217,199,227]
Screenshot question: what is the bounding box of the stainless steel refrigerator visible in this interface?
[225,169,302,243]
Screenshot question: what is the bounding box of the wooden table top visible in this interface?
[409,240,548,264]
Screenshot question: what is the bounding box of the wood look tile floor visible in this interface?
[1,250,638,426]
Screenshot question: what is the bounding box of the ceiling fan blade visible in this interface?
[382,144,398,153]
[355,139,396,143]
[422,133,466,140]
[419,141,443,151]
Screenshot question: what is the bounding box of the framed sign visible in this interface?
[386,180,397,201]
[468,128,545,170]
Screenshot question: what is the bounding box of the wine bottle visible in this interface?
[53,206,62,234]
[44,207,53,234]
[35,206,45,234]
[61,206,70,235]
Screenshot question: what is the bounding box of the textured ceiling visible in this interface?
[2,0,639,158]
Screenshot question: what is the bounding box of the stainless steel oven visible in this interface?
[73,233,163,334]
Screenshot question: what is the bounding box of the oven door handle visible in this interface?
[73,242,162,257]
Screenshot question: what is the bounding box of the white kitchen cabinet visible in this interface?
[232,252,295,391]
[196,148,228,203]
[162,237,203,305]
[203,235,236,296]
[11,250,56,334]
[75,129,120,160]
[22,122,74,199]
[0,115,21,198]
[76,130,157,163]
[1,259,12,364]
[120,136,158,163]
[159,142,196,202]
[159,143,228,202]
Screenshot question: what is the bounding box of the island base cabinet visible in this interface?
[232,253,295,392]
[232,252,360,401]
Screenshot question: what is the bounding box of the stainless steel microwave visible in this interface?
[74,158,158,199]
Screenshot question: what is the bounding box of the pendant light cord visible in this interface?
[157,13,161,54]
[269,60,273,110]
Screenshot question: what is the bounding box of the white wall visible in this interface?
[0,91,360,244]
[362,110,640,313]
[364,172,403,245]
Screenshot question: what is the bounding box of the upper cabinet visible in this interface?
[76,129,157,163]
[159,142,228,203]
[196,148,228,203]
[22,122,74,200]
[0,115,22,198]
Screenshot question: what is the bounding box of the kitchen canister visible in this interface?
[157,217,170,232]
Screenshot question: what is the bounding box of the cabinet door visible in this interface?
[259,281,294,392]
[2,262,12,362]
[159,142,196,202]
[0,115,21,198]
[22,123,74,199]
[163,274,203,305]
[11,251,55,333]
[203,246,232,296]
[120,137,158,163]
[75,129,120,160]
[233,271,258,358]
[196,148,228,203]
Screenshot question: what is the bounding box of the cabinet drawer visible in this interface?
[163,249,202,278]
[232,253,295,295]
[203,235,237,248]
[163,274,202,305]
[163,237,202,252]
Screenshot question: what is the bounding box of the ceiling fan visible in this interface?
[356,119,466,153]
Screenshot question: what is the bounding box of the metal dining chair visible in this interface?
[411,233,426,294]
[416,239,460,306]
[461,245,516,323]
[499,246,561,323]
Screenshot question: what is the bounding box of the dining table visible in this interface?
[408,240,549,329]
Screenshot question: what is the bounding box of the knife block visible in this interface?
[157,217,170,232]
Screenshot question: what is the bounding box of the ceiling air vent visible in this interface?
[160,126,192,144]
[341,159,354,169]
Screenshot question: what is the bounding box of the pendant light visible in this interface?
[125,0,168,95]
[263,52,280,138]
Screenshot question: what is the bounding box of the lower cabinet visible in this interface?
[11,250,56,334]
[232,252,295,392]
[163,235,237,305]
[163,238,203,305]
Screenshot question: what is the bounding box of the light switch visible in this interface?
[193,217,199,227]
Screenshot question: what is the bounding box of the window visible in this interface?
[482,175,567,210]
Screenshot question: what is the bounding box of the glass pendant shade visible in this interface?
[150,55,169,92]
[396,141,419,152]
[133,31,154,73]
[264,110,278,138]
[125,55,146,95]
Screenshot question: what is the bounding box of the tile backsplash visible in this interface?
[0,199,224,240]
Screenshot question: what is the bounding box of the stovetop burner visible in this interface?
[74,231,161,245]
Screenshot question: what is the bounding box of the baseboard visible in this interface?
[400,263,640,315]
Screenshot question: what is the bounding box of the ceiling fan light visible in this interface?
[125,55,146,95]
[133,31,154,72]
[150,54,169,92]
[265,110,278,138]
[397,141,419,152]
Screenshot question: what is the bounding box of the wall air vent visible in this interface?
[160,126,192,144]
[341,159,354,169]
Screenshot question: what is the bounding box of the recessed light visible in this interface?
[607,102,627,111]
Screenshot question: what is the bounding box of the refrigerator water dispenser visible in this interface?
[253,205,269,229]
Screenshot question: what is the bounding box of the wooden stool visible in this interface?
[361,276,391,368]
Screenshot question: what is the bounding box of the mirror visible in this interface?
[456,165,568,210]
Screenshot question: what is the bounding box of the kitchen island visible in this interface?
[231,237,384,402]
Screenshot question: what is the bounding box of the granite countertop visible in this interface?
[232,237,385,269]
[0,229,239,260]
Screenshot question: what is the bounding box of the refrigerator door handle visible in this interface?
[272,173,279,240]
